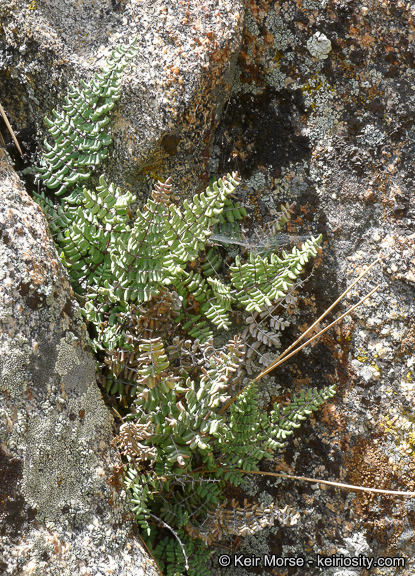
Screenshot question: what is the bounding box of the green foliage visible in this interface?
[53,170,322,352]
[33,40,336,576]
[117,336,336,552]
[40,149,322,354]
[146,525,212,576]
[265,386,338,449]
[230,239,320,312]
[34,46,322,349]
[37,40,138,197]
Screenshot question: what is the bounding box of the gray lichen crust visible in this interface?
[55,333,95,396]
[306,32,332,61]
[0,148,160,574]
[20,383,111,526]
[0,341,29,398]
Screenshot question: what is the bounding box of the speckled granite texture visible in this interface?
[0,148,159,574]
[208,1,415,574]
[1,0,415,575]
[0,0,244,198]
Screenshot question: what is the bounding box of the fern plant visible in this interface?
[146,526,211,576]
[118,335,335,548]
[51,170,322,355]
[33,39,336,576]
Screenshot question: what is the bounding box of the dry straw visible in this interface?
[0,101,22,156]
[223,258,415,496]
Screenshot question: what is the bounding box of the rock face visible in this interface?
[1,0,415,575]
[0,147,159,574]
[208,1,415,574]
[0,0,244,197]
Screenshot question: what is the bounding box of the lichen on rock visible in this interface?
[0,340,30,398]
[2,0,415,573]
[306,32,332,61]
[0,147,159,573]
[55,332,95,396]
[19,383,111,527]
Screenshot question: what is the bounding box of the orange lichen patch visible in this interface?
[51,534,61,555]
[326,499,345,514]
[107,464,124,493]
[31,263,47,286]
[264,31,274,45]
[360,33,376,48]
[296,320,321,337]
[319,402,345,433]
[247,0,266,22]
[398,325,415,357]
[21,250,33,262]
[293,376,313,391]
[345,436,415,551]
[273,460,293,474]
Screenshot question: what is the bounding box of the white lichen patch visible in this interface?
[339,531,372,557]
[356,124,385,147]
[0,408,11,443]
[307,32,332,60]
[1,518,155,575]
[231,65,263,95]
[239,475,260,497]
[55,332,96,395]
[266,67,287,91]
[304,84,340,147]
[55,333,81,377]
[20,384,112,524]
[0,245,8,283]
[265,9,297,52]
[262,9,297,91]
[245,8,261,38]
[0,339,30,397]
[243,170,267,192]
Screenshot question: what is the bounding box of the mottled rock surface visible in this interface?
[0,147,159,574]
[0,0,244,197]
[1,0,415,575]
[208,1,415,574]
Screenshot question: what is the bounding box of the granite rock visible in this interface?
[209,0,415,574]
[1,0,415,575]
[0,147,159,575]
[0,0,244,197]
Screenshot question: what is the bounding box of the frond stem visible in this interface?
[269,257,381,367]
[241,470,415,497]
[253,283,380,380]
[149,513,189,570]
[218,272,380,416]
[0,101,23,156]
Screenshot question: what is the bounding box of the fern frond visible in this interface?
[231,234,322,312]
[216,382,269,479]
[148,528,211,576]
[268,201,295,235]
[200,247,222,277]
[125,467,154,535]
[33,40,339,575]
[37,39,138,196]
[265,385,337,449]
[186,498,300,545]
